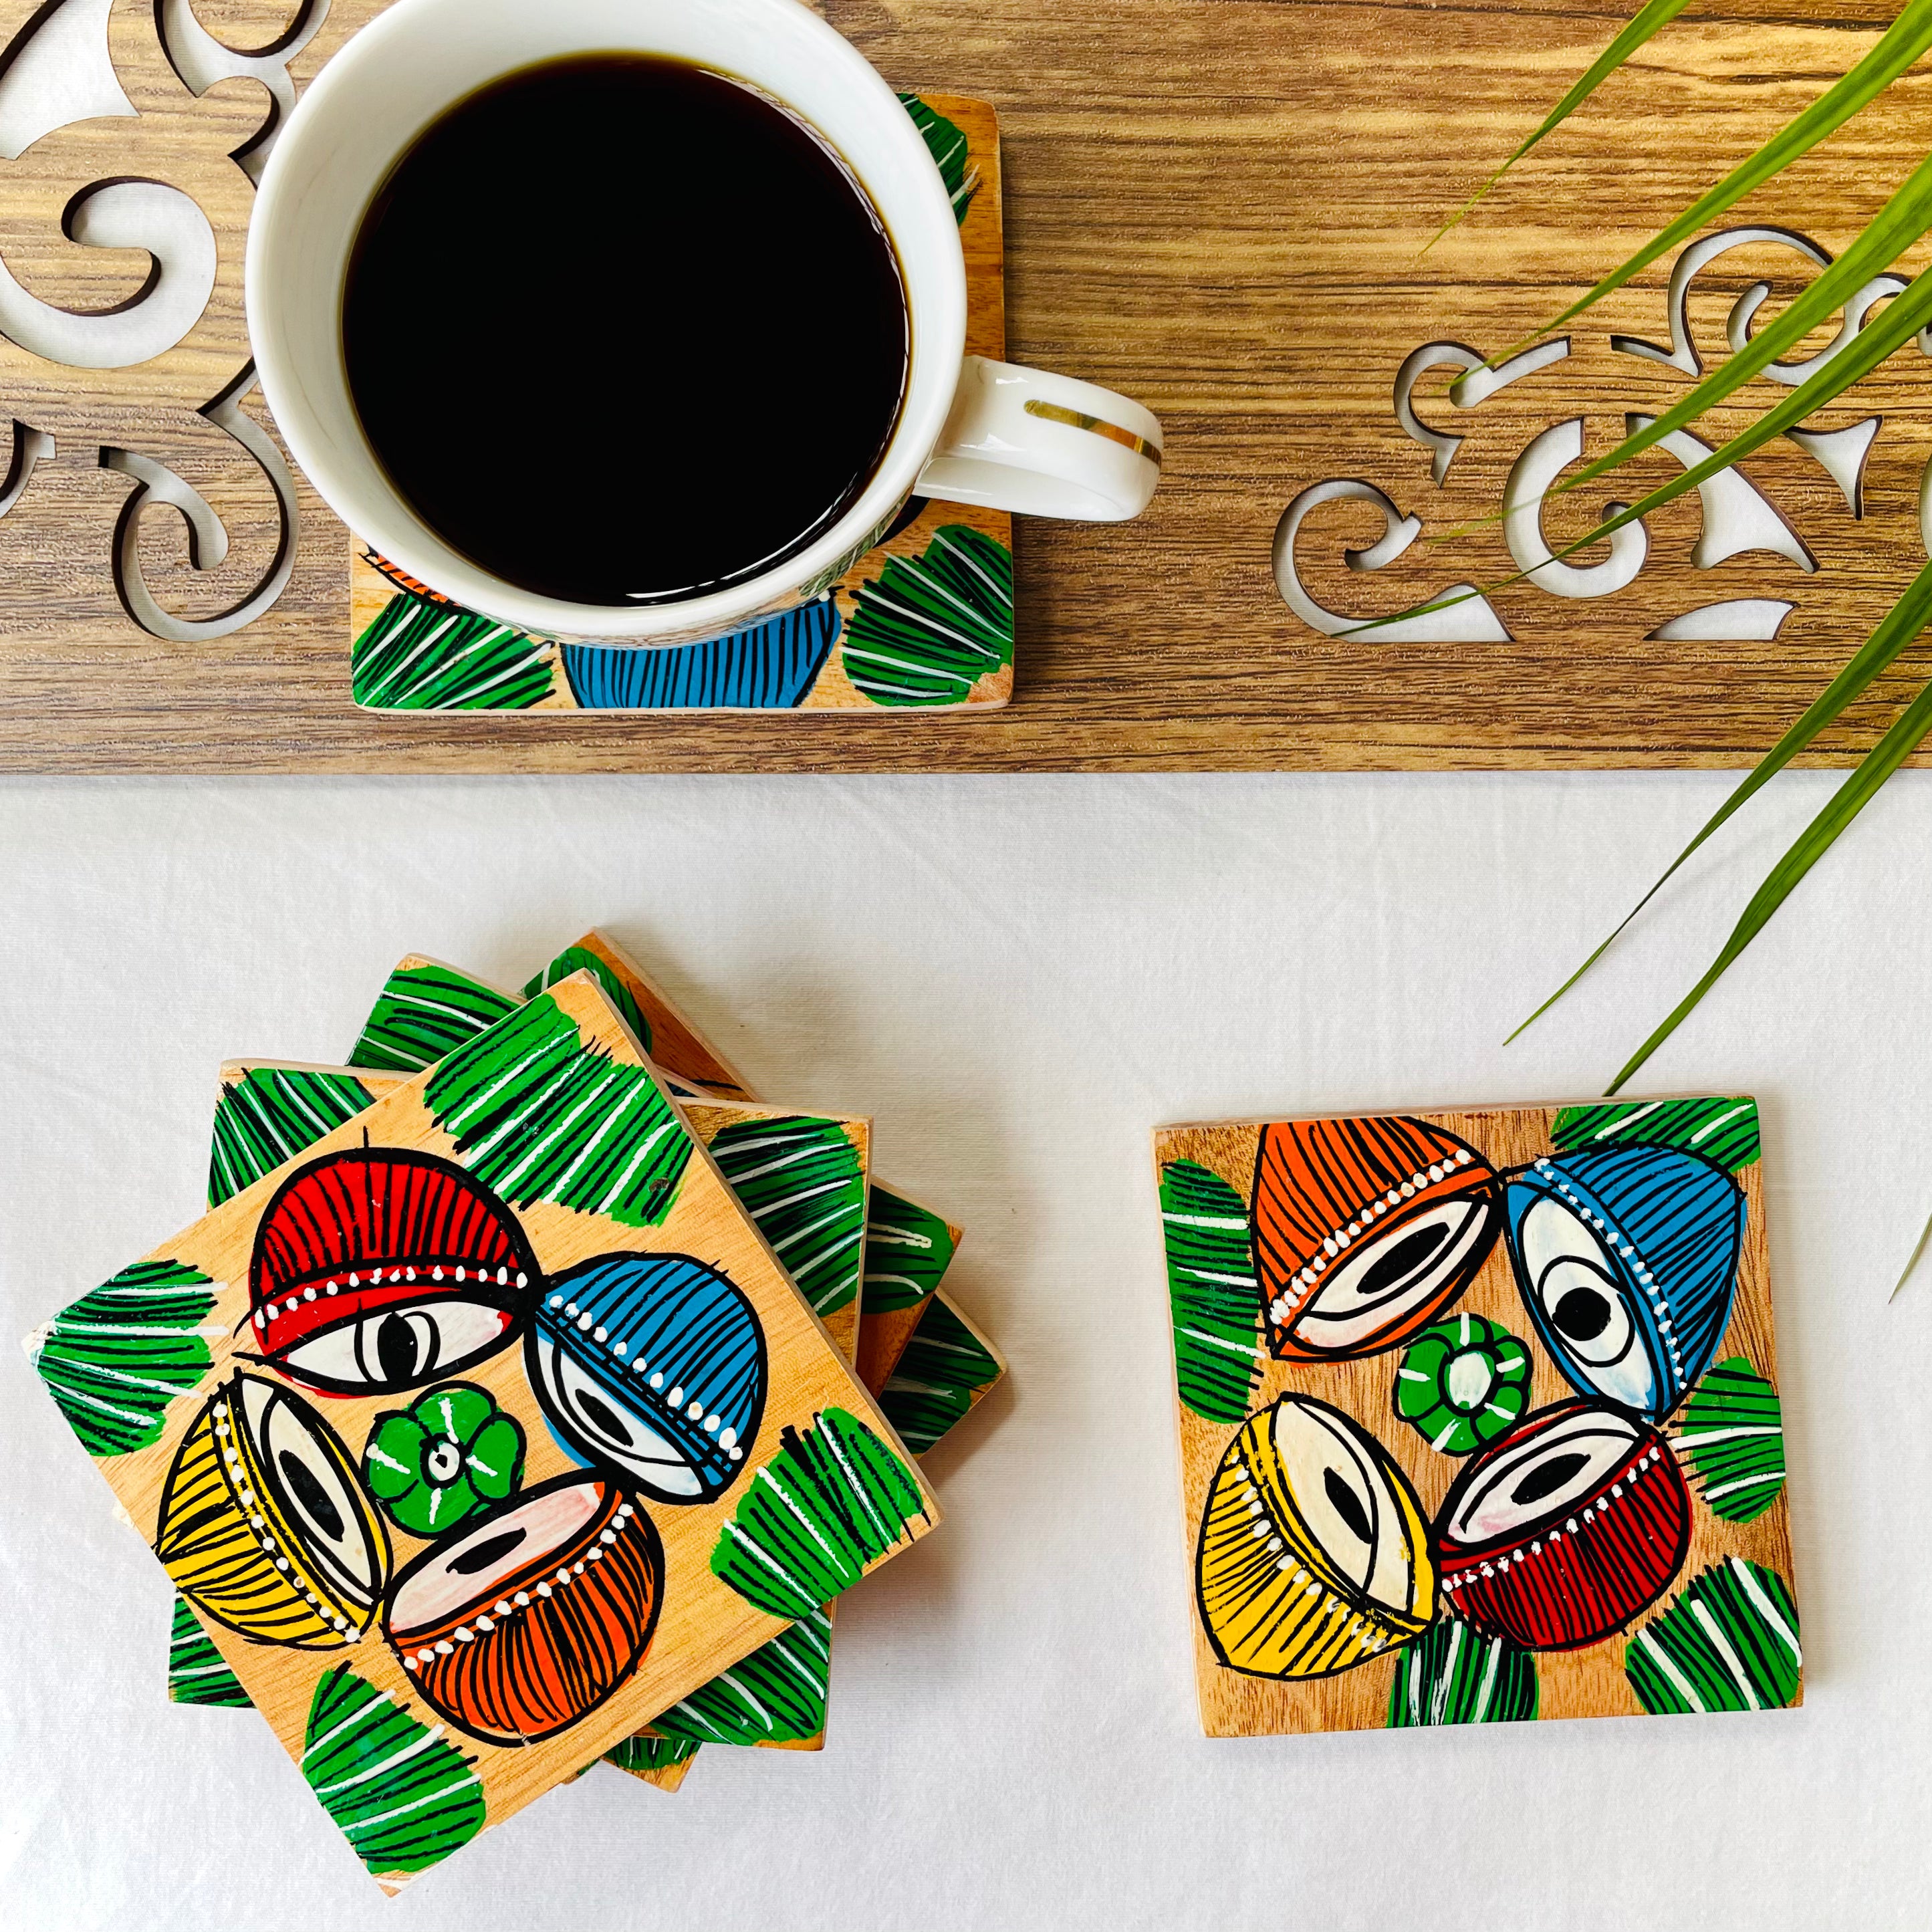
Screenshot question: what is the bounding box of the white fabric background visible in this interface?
[1,771,1927,1931]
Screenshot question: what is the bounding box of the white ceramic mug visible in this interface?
[247,0,1164,647]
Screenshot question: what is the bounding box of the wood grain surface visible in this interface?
[1155,1102,1795,1736]
[4,0,1930,768]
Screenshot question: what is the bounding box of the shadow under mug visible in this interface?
[247,0,1164,649]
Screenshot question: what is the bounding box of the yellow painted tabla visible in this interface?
[1197,1394,1435,1678]
[156,1370,391,1648]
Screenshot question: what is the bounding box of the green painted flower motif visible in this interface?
[362,1383,524,1538]
[1395,1312,1532,1455]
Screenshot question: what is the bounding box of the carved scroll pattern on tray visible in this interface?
[1273,226,1929,646]
[0,0,380,639]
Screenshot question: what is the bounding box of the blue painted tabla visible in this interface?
[1504,1145,1744,1421]
[527,1253,766,1503]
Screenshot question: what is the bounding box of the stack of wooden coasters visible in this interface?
[29,931,1004,1890]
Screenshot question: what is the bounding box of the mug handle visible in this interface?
[915,356,1163,522]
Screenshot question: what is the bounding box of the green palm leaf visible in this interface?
[863,1187,959,1314]
[352,591,554,711]
[709,1116,868,1316]
[1609,662,1932,1090]
[879,1296,1002,1453]
[422,993,693,1226]
[1393,232,1932,620]
[1158,1160,1263,1425]
[1385,154,1932,636]
[1546,220,1932,511]
[209,1067,382,1207]
[35,1258,215,1457]
[649,1608,832,1745]
[1469,0,1932,344]
[301,1665,485,1875]
[167,1594,250,1707]
[351,959,520,1072]
[710,1408,927,1620]
[1511,561,1932,1041]
[1428,0,1695,251]
[844,526,1013,707]
[1399,1,1932,1121]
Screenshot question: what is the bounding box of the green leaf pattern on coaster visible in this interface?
[523,944,653,1053]
[863,1187,959,1314]
[1395,1312,1533,1455]
[1388,1618,1538,1727]
[709,1115,867,1316]
[1625,1558,1802,1715]
[1674,1356,1785,1523]
[650,1608,832,1746]
[351,592,554,712]
[1157,1159,1263,1426]
[422,993,692,1227]
[898,94,979,223]
[711,1408,927,1620]
[880,1296,1001,1453]
[1550,1097,1760,1171]
[167,1594,250,1708]
[209,1066,380,1207]
[351,959,520,1073]
[35,1258,215,1457]
[844,526,1015,708]
[301,1665,485,1875]
[602,1732,699,1774]
[362,1384,525,1538]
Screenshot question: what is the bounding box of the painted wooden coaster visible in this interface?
[346,92,1013,717]
[1154,1100,1796,1737]
[32,973,938,1888]
[193,1054,878,1776]
[189,1060,701,1792]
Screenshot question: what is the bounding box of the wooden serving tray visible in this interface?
[0,0,1925,770]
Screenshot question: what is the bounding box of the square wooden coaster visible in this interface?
[1155,1100,1796,1737]
[347,92,1013,717]
[34,973,937,1887]
[195,1048,1005,1782]
[346,945,989,1776]
[195,1056,872,1778]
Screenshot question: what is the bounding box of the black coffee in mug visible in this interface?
[342,54,909,608]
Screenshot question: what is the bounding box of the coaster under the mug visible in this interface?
[348,92,1015,716]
